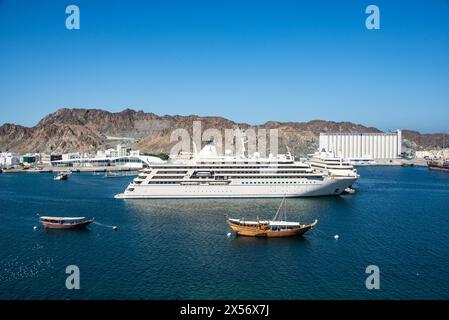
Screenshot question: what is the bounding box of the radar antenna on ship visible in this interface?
[193,141,198,157]
[239,137,249,158]
[286,146,293,160]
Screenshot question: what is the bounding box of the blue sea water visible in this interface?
[0,166,449,299]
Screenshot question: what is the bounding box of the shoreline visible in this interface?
[0,159,430,174]
[0,166,139,174]
[354,159,428,167]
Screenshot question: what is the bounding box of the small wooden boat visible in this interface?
[38,216,94,229]
[226,198,317,238]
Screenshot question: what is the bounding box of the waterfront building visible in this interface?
[105,148,118,157]
[37,154,63,165]
[50,154,63,162]
[51,155,164,168]
[62,152,81,161]
[0,152,20,168]
[22,154,37,165]
[415,149,449,159]
[117,144,128,157]
[319,130,402,160]
[96,150,106,157]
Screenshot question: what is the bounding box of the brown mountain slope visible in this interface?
[401,130,449,150]
[0,108,447,155]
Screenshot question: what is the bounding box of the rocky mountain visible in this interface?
[0,108,447,156]
[401,130,449,150]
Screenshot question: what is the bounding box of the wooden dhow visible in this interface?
[226,198,317,238]
[38,215,94,229]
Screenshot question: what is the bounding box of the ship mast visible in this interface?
[273,196,287,221]
[284,196,287,221]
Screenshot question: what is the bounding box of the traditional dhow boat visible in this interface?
[38,216,94,229]
[226,198,317,238]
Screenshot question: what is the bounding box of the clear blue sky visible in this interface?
[1,0,449,132]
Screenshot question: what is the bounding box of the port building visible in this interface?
[50,155,164,168]
[0,152,20,168]
[319,130,402,160]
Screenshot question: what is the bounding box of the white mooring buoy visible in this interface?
[112,226,118,231]
[33,226,38,231]
[227,232,232,238]
[334,234,340,240]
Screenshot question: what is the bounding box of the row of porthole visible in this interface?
[182,189,233,192]
[241,181,317,185]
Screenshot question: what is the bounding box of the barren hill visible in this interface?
[0,108,446,156]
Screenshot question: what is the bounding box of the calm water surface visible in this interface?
[1,167,449,299]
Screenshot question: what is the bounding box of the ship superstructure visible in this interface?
[308,151,359,179]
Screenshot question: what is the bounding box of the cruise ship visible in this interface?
[115,141,358,199]
[308,150,359,179]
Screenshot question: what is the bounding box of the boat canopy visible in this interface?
[269,221,301,227]
[39,216,86,221]
[228,218,269,225]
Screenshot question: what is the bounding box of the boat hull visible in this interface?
[116,177,357,199]
[428,165,449,172]
[54,174,69,181]
[40,220,93,229]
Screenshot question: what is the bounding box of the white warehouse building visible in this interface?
[319,130,402,160]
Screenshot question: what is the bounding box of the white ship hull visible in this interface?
[115,177,356,199]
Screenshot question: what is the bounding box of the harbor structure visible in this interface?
[319,130,402,160]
